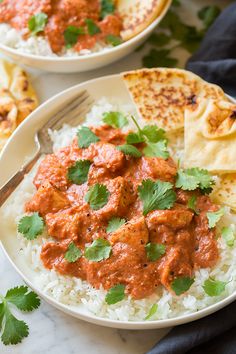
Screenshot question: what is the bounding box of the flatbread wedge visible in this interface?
[118,0,168,41]
[211,174,236,212]
[184,98,236,172]
[123,68,226,131]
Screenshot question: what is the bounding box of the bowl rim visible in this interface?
[0,0,171,62]
[1,72,236,330]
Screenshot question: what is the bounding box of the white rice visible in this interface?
[0,24,113,57]
[1,97,236,322]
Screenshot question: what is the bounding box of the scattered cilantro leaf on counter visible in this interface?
[145,303,158,321]
[116,144,142,158]
[64,25,85,48]
[172,0,180,6]
[106,217,126,233]
[222,226,235,247]
[143,48,178,68]
[67,160,91,185]
[146,33,171,47]
[203,278,227,297]
[142,125,166,143]
[145,243,166,262]
[198,6,221,29]
[0,286,40,345]
[85,183,109,210]
[187,196,199,215]
[77,126,100,148]
[171,277,194,296]
[100,0,115,19]
[105,284,125,305]
[106,35,122,46]
[28,13,48,35]
[85,238,112,262]
[143,141,170,159]
[85,19,101,35]
[18,213,44,240]
[65,242,82,263]
[102,111,128,128]
[138,179,176,216]
[207,208,225,229]
[176,168,214,192]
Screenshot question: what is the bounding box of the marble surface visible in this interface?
[0,1,232,353]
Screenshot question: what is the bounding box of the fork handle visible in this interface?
[0,150,41,207]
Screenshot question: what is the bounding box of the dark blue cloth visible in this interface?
[147,3,236,354]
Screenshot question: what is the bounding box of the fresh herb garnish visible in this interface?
[222,225,235,247]
[145,303,158,320]
[28,13,48,35]
[203,278,227,297]
[171,277,194,296]
[100,0,115,19]
[176,168,214,192]
[187,195,199,215]
[0,286,40,345]
[105,284,125,305]
[142,125,166,143]
[106,217,126,233]
[143,49,178,68]
[126,132,145,144]
[18,213,44,240]
[145,243,166,261]
[138,179,176,216]
[64,242,82,263]
[102,111,128,128]
[85,19,101,35]
[143,141,169,159]
[85,183,109,210]
[67,160,91,185]
[116,144,142,158]
[85,238,112,261]
[207,208,225,229]
[77,126,100,148]
[198,5,221,29]
[64,26,85,48]
[106,34,122,46]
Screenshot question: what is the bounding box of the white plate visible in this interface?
[0,1,171,73]
[0,73,236,329]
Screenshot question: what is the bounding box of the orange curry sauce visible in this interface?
[0,0,122,53]
[25,125,219,299]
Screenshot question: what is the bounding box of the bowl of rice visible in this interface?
[0,0,171,73]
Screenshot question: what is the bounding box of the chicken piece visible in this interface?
[87,165,113,184]
[146,204,193,230]
[25,182,70,216]
[137,156,177,183]
[91,125,126,145]
[109,217,149,247]
[34,154,68,190]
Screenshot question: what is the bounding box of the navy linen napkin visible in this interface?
[147,3,236,354]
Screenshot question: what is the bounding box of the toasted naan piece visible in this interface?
[118,0,168,41]
[0,88,18,151]
[184,98,236,172]
[211,174,236,212]
[123,68,226,131]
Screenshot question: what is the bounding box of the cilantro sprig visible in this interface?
[85,238,112,262]
[171,277,194,296]
[100,0,115,19]
[18,213,44,240]
[207,208,225,229]
[105,284,125,305]
[145,304,158,321]
[222,225,235,247]
[102,111,128,128]
[67,160,91,185]
[176,168,214,193]
[28,13,48,35]
[77,126,100,148]
[0,286,40,345]
[85,183,109,210]
[145,243,166,262]
[85,19,101,35]
[203,278,228,297]
[106,35,122,46]
[64,26,85,48]
[116,144,142,158]
[106,217,126,233]
[64,242,82,263]
[187,195,199,215]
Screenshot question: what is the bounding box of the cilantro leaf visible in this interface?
[145,303,158,320]
[85,19,101,35]
[126,132,145,144]
[77,126,100,148]
[18,213,44,240]
[64,242,82,263]
[102,111,128,128]
[1,307,29,345]
[28,13,48,35]
[142,125,166,143]
[116,144,142,158]
[207,208,225,228]
[0,303,4,328]
[171,277,194,296]
[187,196,199,215]
[222,226,235,247]
[100,0,115,19]
[85,183,109,210]
[203,278,227,297]
[198,6,221,29]
[85,238,112,261]
[176,168,214,192]
[143,141,169,159]
[138,179,176,216]
[147,33,171,47]
[106,217,126,233]
[5,286,40,312]
[143,49,178,68]
[67,160,91,185]
[105,284,125,305]
[106,35,122,46]
[145,243,166,261]
[64,26,85,48]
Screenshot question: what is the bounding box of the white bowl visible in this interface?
[1,73,236,329]
[0,1,171,73]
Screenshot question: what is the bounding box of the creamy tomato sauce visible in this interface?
[25,125,219,299]
[0,0,123,53]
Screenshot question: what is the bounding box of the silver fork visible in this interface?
[0,90,94,207]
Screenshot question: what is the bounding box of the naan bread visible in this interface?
[211,174,236,212]
[118,0,168,41]
[0,89,18,151]
[184,98,236,172]
[123,68,226,131]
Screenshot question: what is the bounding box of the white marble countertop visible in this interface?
[0,1,231,353]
